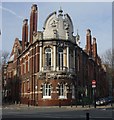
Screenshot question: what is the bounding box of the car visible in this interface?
[96,99,101,106]
[106,96,114,104]
[96,98,108,106]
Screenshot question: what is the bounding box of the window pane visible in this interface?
[43,84,51,97]
[58,48,63,69]
[45,48,51,66]
[59,84,64,96]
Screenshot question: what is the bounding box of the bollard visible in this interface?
[71,100,72,107]
[28,100,29,107]
[86,112,89,120]
[28,97,29,107]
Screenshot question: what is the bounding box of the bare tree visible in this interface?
[101,48,113,67]
[0,50,9,69]
[101,48,114,96]
[2,51,9,64]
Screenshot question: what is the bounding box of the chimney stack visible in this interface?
[86,29,92,56]
[22,19,28,51]
[92,37,97,60]
[29,4,38,44]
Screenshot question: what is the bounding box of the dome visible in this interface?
[43,8,74,42]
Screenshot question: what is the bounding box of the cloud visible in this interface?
[0,5,24,19]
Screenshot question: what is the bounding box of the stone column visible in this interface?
[67,46,69,71]
[73,50,75,69]
[40,47,42,71]
[63,49,67,71]
[36,44,39,72]
[53,46,56,71]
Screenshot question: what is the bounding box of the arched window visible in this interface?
[58,47,63,70]
[43,83,51,99]
[59,84,64,96]
[72,84,75,99]
[45,48,51,67]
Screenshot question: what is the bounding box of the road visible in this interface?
[1,104,114,120]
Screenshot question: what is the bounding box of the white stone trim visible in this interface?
[53,46,56,71]
[43,96,51,99]
[67,46,69,70]
[40,47,42,71]
[73,50,75,68]
[59,96,67,99]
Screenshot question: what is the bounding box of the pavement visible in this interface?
[2,103,113,110]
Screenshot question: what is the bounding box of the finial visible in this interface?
[76,29,80,39]
[60,6,62,10]
[59,6,63,14]
[77,29,79,35]
[76,29,80,46]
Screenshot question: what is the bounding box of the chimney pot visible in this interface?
[31,4,37,11]
[23,19,28,25]
[93,37,96,43]
[86,29,91,36]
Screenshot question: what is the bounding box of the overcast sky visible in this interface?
[1,2,112,56]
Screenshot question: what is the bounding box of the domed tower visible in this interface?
[43,8,74,42]
[36,8,77,106]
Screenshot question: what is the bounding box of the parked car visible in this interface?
[106,96,114,104]
[96,96,114,106]
[96,98,108,106]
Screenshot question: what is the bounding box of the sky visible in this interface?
[1,1,112,56]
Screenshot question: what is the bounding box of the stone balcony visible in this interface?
[38,66,76,80]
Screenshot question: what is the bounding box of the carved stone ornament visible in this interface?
[51,20,58,28]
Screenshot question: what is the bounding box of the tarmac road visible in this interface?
[1,104,114,120]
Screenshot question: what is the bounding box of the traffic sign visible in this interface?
[92,85,96,88]
[92,80,96,85]
[92,80,96,88]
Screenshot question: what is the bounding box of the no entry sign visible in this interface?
[92,80,96,88]
[92,80,96,85]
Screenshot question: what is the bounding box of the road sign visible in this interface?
[92,80,96,88]
[92,85,96,88]
[92,80,96,85]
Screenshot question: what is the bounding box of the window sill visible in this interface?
[43,96,51,99]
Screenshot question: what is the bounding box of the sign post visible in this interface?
[92,80,96,108]
[92,80,96,88]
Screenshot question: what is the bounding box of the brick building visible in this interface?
[4,4,108,106]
